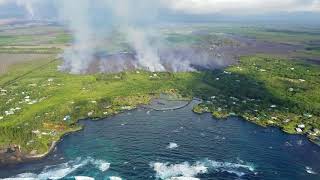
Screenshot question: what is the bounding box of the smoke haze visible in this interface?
[1,0,319,73]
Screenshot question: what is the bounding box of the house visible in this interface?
[121,106,132,110]
[298,124,305,129]
[32,130,40,134]
[283,119,291,123]
[63,115,71,121]
[88,111,94,116]
[295,128,303,133]
[5,110,14,116]
[304,113,313,118]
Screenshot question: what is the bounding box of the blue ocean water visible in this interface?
[1,102,320,180]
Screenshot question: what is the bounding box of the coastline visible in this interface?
[0,128,82,167]
[1,97,319,166]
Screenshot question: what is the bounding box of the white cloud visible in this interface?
[163,0,320,14]
[0,0,8,5]
[0,0,319,18]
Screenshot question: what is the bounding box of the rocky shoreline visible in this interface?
[0,141,56,167]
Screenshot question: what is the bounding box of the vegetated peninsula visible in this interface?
[0,24,320,165]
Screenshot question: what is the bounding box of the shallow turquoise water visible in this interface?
[1,101,320,180]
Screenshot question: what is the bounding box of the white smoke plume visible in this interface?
[1,0,319,73]
[56,0,167,73]
[104,0,166,72]
[16,0,35,19]
[57,0,95,74]
[125,27,165,72]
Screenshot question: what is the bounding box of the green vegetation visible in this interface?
[0,58,200,154]
[193,56,320,138]
[0,35,35,46]
[0,47,62,54]
[1,55,320,155]
[0,23,320,159]
[49,33,72,44]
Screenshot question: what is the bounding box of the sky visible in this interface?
[0,0,319,21]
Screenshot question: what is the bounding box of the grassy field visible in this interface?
[0,54,54,74]
[0,23,320,158]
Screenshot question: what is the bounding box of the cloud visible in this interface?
[1,0,320,18]
[0,0,8,4]
[163,0,320,14]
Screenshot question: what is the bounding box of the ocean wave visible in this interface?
[170,177,200,180]
[74,176,95,180]
[3,157,110,180]
[167,142,179,149]
[90,159,110,172]
[151,159,255,179]
[151,161,207,179]
[306,166,317,175]
[109,176,122,180]
[204,159,255,177]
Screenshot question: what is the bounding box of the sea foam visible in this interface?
[306,166,317,175]
[109,176,122,180]
[151,161,207,179]
[170,177,200,180]
[167,142,179,149]
[151,159,255,179]
[90,159,110,172]
[74,176,95,180]
[4,157,110,180]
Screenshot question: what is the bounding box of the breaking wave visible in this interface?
[151,161,207,179]
[4,157,110,180]
[306,166,317,175]
[74,176,95,180]
[167,142,179,149]
[90,159,110,172]
[109,176,122,180]
[170,177,200,180]
[151,159,255,179]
